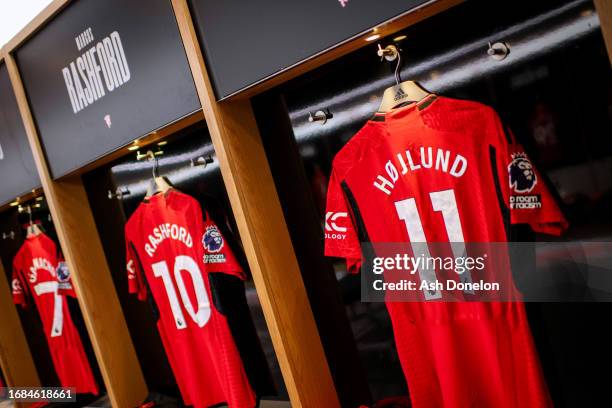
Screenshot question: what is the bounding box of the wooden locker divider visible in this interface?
[0,50,40,398]
[170,0,340,406]
[595,0,612,66]
[3,53,148,408]
[0,259,41,391]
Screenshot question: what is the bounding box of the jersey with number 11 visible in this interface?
[125,190,254,408]
[325,96,567,408]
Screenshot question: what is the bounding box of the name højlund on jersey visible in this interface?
[374,146,468,195]
[145,223,193,257]
[62,27,131,114]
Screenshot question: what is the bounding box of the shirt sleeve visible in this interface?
[125,233,147,301]
[201,217,246,280]
[494,116,568,235]
[12,256,28,308]
[324,168,362,273]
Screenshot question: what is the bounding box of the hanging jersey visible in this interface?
[12,233,98,395]
[125,189,255,408]
[325,96,567,408]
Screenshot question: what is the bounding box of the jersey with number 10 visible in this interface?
[125,190,255,408]
[12,233,98,395]
[325,96,567,408]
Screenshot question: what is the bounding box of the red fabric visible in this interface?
[125,190,255,408]
[12,233,98,395]
[325,96,567,408]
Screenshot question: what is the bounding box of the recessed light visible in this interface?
[393,35,407,42]
[127,145,139,151]
[157,141,168,146]
[9,200,19,207]
[365,34,381,42]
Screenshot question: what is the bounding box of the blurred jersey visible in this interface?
[12,233,98,395]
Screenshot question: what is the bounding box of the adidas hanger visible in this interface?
[377,44,431,113]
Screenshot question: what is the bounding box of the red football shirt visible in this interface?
[12,233,98,395]
[125,189,255,408]
[325,96,567,408]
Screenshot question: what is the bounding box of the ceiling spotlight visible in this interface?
[365,34,381,42]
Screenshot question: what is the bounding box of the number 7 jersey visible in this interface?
[325,96,567,408]
[12,233,98,395]
[124,189,255,408]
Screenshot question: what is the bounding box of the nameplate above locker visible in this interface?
[188,0,431,99]
[15,0,201,179]
[0,62,40,207]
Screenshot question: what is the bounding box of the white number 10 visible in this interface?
[152,255,211,329]
[395,189,473,300]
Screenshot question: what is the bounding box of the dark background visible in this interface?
[0,63,40,206]
[188,0,430,99]
[15,0,200,179]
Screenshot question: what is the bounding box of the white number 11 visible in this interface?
[395,189,473,300]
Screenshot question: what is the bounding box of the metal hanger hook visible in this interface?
[153,155,159,178]
[377,44,403,85]
[394,50,402,84]
[27,205,33,226]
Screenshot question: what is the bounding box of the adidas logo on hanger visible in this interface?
[394,88,408,101]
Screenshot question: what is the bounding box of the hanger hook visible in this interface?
[27,205,33,226]
[394,50,402,85]
[153,155,159,178]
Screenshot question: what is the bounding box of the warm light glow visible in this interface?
[9,200,19,207]
[157,141,168,146]
[35,196,44,201]
[393,35,407,42]
[127,145,140,151]
[365,34,381,42]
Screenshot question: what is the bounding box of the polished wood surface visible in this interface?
[4,53,148,408]
[170,0,340,406]
[0,260,41,390]
[595,0,612,66]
